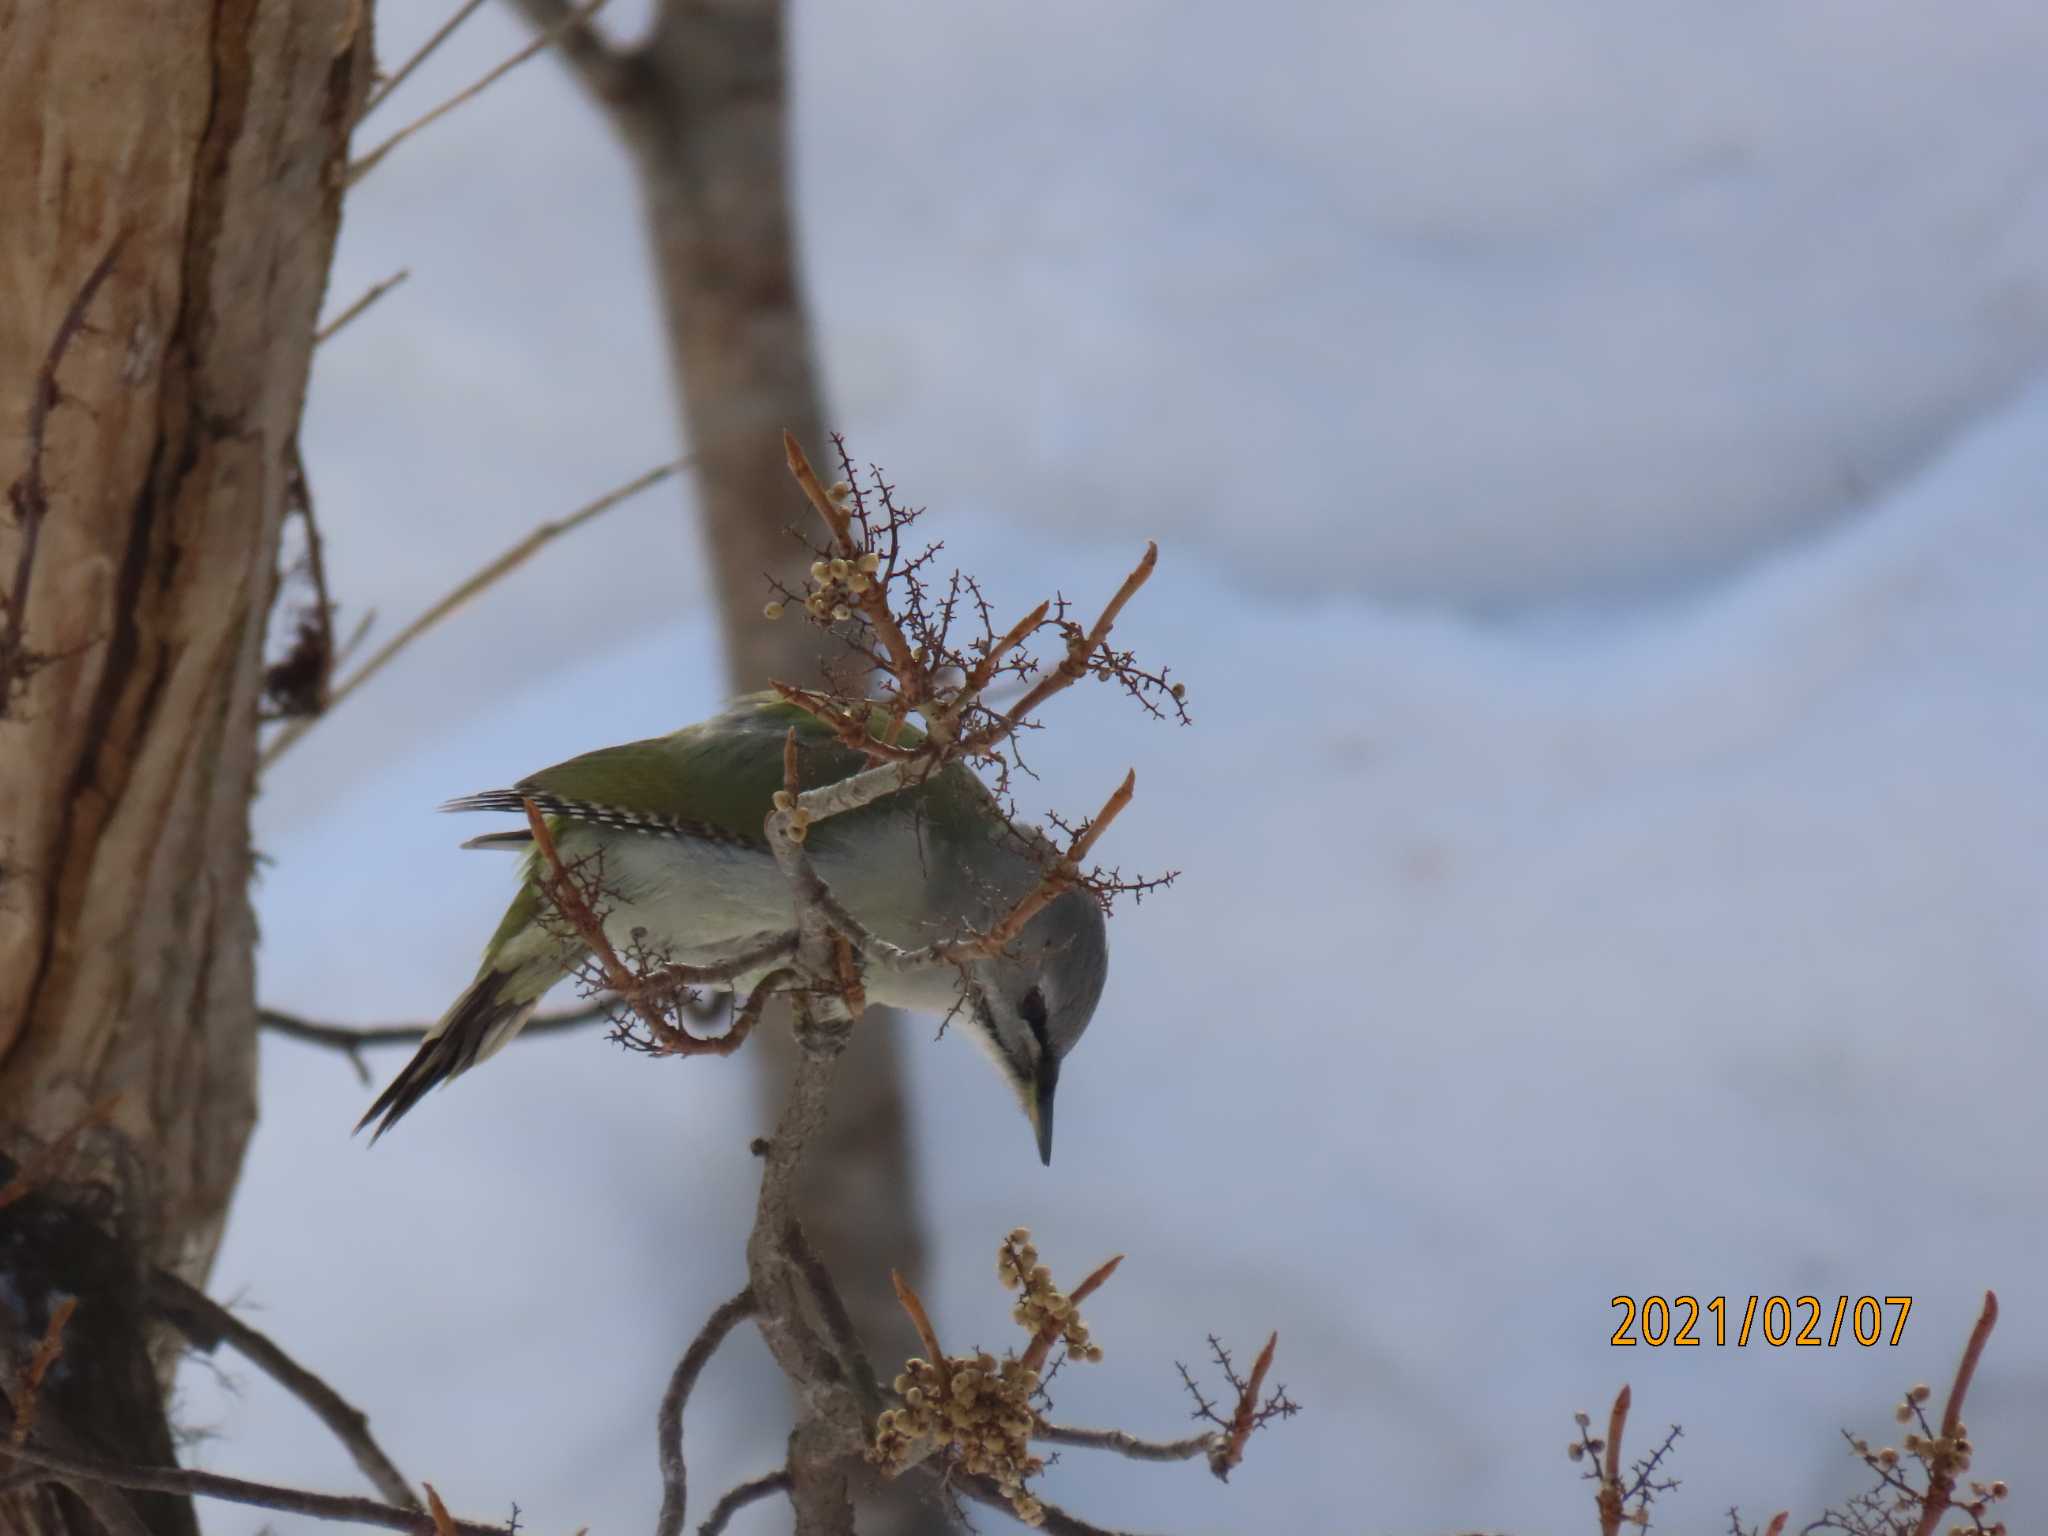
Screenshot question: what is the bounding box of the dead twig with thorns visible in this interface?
[3,238,124,717]
[870,1232,1293,1527]
[1175,1332,1300,1483]
[521,797,798,1054]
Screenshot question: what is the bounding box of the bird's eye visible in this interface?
[1020,985,1049,1046]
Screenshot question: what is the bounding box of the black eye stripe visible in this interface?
[1021,985,1049,1045]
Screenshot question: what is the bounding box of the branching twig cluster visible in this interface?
[1806,1292,2006,1536]
[1566,1386,1680,1532]
[1593,1291,2008,1536]
[1174,1332,1299,1483]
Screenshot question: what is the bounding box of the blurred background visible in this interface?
[186,2,2048,1530]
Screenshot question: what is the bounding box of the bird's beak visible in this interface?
[1031,1053,1060,1166]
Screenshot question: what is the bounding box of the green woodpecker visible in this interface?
[358,694,1107,1162]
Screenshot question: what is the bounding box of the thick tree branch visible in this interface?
[146,1270,417,1510]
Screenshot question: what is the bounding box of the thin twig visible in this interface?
[1031,1423,1214,1464]
[147,1269,417,1509]
[503,0,648,108]
[655,1288,758,1536]
[316,269,411,345]
[522,801,794,1053]
[259,1002,613,1086]
[0,1442,506,1536]
[3,237,124,716]
[696,1469,791,1536]
[1210,1331,1277,1482]
[260,456,685,770]
[959,542,1159,756]
[346,0,611,187]
[360,0,488,117]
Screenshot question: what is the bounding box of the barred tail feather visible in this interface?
[356,970,539,1142]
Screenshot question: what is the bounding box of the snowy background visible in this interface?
[185,2,2048,1532]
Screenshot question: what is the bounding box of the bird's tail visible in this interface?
[355,968,542,1142]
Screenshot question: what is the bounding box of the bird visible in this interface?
[357,692,1108,1162]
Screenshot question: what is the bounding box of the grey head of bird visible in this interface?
[952,883,1108,1165]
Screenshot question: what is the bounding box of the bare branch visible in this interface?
[147,1269,418,1510]
[261,457,686,770]
[347,0,613,187]
[316,269,411,345]
[1032,1422,1214,1465]
[655,1287,758,1536]
[696,1468,791,1536]
[259,1002,613,1085]
[0,1441,508,1536]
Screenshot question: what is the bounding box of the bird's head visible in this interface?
[961,884,1108,1166]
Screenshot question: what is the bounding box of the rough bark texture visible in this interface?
[0,3,373,1532]
[507,7,934,1515]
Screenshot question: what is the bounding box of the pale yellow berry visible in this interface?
[832,604,852,621]
[763,600,784,620]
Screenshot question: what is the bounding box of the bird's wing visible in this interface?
[442,693,981,846]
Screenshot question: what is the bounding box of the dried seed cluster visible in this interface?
[1845,1383,2009,1536]
[869,1228,1109,1528]
[871,1351,1047,1524]
[775,538,882,627]
[1000,1228,1103,1363]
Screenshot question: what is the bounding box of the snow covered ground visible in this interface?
[184,3,2048,1532]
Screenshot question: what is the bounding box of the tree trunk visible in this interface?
[507,1,935,1486]
[0,4,372,1532]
